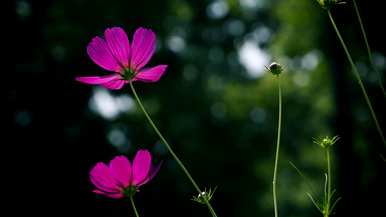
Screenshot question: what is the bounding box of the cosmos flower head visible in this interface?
[90,149,161,199]
[76,27,167,90]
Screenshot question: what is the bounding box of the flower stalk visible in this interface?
[267,62,284,217]
[324,148,332,217]
[130,196,140,217]
[272,76,282,217]
[313,136,341,217]
[327,10,386,146]
[352,0,385,97]
[129,82,218,217]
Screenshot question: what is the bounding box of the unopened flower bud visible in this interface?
[266,62,283,76]
[316,0,346,10]
[314,135,340,148]
[191,187,217,205]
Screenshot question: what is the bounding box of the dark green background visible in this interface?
[12,0,385,216]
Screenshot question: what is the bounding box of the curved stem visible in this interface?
[272,76,282,217]
[129,82,218,217]
[353,0,386,97]
[130,196,140,217]
[327,10,386,146]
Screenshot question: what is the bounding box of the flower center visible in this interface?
[122,185,137,197]
[122,68,136,80]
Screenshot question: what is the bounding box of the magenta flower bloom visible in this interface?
[76,27,168,90]
[90,150,161,199]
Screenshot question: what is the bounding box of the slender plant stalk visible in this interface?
[327,10,386,146]
[272,76,282,217]
[129,82,218,217]
[130,196,140,217]
[325,148,332,217]
[352,0,386,97]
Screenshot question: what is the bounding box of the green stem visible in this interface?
[327,10,386,146]
[326,148,332,216]
[272,76,282,217]
[129,82,218,217]
[130,196,140,217]
[352,0,386,97]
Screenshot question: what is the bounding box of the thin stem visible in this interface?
[129,82,218,217]
[272,76,282,217]
[353,0,386,97]
[327,10,386,146]
[326,148,332,216]
[130,196,140,217]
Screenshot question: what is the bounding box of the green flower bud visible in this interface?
[314,135,340,148]
[316,0,346,10]
[266,62,283,76]
[191,187,217,205]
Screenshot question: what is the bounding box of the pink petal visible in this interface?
[90,176,120,194]
[131,150,152,185]
[109,156,132,187]
[132,65,167,83]
[130,27,156,71]
[137,161,162,186]
[101,79,126,90]
[90,163,121,193]
[87,36,123,72]
[104,27,130,68]
[76,74,121,84]
[93,190,124,199]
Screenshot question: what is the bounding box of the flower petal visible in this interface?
[90,162,121,193]
[131,150,152,185]
[76,74,121,84]
[137,161,162,186]
[104,27,130,68]
[132,65,167,83]
[130,27,156,71]
[101,79,126,90]
[109,156,131,187]
[93,190,124,199]
[87,36,123,72]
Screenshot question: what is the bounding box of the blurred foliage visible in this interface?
[13,0,385,216]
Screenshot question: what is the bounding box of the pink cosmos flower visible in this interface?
[90,149,161,199]
[76,27,168,90]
